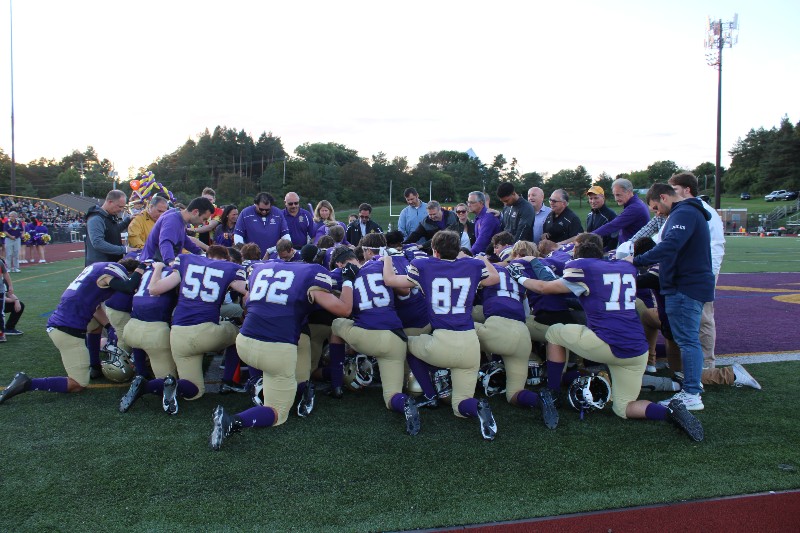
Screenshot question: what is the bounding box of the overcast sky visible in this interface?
[1,0,798,182]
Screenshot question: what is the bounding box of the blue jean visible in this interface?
[664,292,705,395]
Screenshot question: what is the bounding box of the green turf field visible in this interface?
[1,241,799,531]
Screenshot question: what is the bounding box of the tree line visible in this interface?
[2,116,797,208]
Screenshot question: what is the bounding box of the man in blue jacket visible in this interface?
[626,182,714,411]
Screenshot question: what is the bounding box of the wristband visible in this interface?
[517,276,530,286]
[341,280,354,289]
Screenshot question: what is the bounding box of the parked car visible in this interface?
[765,190,787,202]
[740,192,751,200]
[778,191,799,201]
[698,194,710,203]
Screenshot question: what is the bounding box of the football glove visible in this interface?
[341,263,360,283]
[506,263,526,282]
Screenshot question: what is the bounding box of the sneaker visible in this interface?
[539,389,559,430]
[19,259,27,264]
[12,269,21,273]
[162,375,178,415]
[119,375,147,413]
[209,405,242,451]
[732,364,761,390]
[0,334,6,343]
[645,364,657,373]
[659,390,704,411]
[0,372,32,404]
[403,396,421,436]
[476,398,497,441]
[38,260,46,263]
[297,381,315,418]
[4,329,23,336]
[666,399,704,442]
[219,380,247,394]
[656,360,669,370]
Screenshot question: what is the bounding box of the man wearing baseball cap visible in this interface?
[585,185,618,250]
[560,178,650,250]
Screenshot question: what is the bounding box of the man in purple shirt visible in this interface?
[509,233,704,441]
[234,192,290,256]
[209,258,353,450]
[329,233,422,435]
[283,192,314,250]
[0,259,144,404]
[383,230,502,440]
[140,197,213,266]
[468,191,502,256]
[561,179,650,248]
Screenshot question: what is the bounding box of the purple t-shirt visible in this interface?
[241,261,335,345]
[47,262,129,330]
[131,266,178,323]
[140,208,203,265]
[480,265,526,322]
[234,205,289,255]
[471,206,502,255]
[351,258,403,331]
[407,256,488,331]
[561,258,648,359]
[171,255,246,326]
[283,208,314,248]
[3,218,24,239]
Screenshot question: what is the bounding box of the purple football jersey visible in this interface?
[479,265,526,322]
[389,255,429,329]
[131,267,178,323]
[510,259,571,314]
[562,258,648,359]
[47,262,129,330]
[407,256,488,331]
[171,255,246,326]
[241,261,336,344]
[351,258,403,330]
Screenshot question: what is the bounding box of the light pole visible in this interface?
[705,14,738,210]
[9,0,16,195]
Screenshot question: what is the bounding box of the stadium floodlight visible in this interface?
[705,14,739,210]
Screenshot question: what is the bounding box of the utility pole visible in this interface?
[705,14,739,210]
[9,0,16,194]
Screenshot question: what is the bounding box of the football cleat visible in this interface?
[403,396,421,436]
[476,398,497,441]
[219,380,247,394]
[666,399,704,442]
[90,365,103,380]
[297,381,316,418]
[416,395,439,409]
[162,375,178,415]
[539,389,559,430]
[209,405,243,451]
[328,385,344,400]
[0,372,32,404]
[732,364,761,390]
[119,375,147,413]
